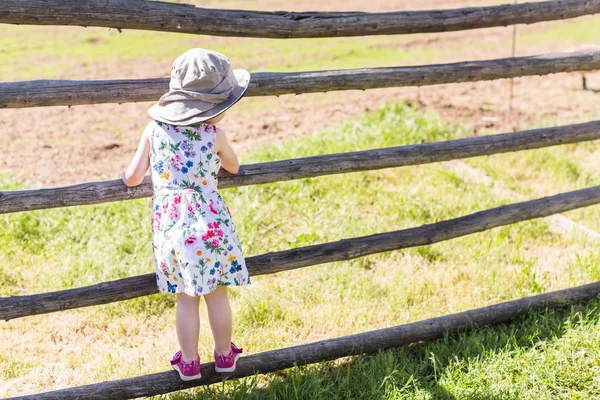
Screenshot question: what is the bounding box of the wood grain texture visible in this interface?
[1,0,599,38]
[1,120,599,215]
[2,184,600,321]
[9,280,600,400]
[1,51,600,108]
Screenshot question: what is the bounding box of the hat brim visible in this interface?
[148,69,251,126]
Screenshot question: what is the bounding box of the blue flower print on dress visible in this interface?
[154,160,165,174]
[181,167,189,174]
[186,160,194,168]
[201,146,208,153]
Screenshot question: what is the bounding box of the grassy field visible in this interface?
[2,14,600,81]
[2,103,600,398]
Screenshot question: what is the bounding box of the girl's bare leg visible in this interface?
[203,286,233,355]
[176,292,201,362]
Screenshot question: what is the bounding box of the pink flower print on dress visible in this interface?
[153,212,162,231]
[174,195,182,205]
[160,261,168,275]
[169,210,179,220]
[170,155,183,171]
[217,229,224,238]
[209,201,218,215]
[185,236,197,246]
[211,240,219,248]
[201,233,209,241]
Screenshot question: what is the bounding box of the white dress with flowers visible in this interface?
[147,120,250,296]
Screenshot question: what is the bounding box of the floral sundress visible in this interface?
[147,120,250,296]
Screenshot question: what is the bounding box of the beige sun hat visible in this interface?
[148,48,250,126]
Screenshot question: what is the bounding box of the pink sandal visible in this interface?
[170,350,202,381]
[214,342,243,373]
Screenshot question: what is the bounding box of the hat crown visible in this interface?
[148,48,250,126]
[170,48,232,91]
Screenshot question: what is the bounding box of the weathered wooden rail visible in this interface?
[9,280,600,400]
[1,119,599,215]
[1,0,599,38]
[2,51,600,108]
[3,184,600,321]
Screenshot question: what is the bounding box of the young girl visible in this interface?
[121,48,251,381]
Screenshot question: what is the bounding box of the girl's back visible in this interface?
[148,121,221,195]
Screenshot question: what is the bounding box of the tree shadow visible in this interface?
[181,298,600,399]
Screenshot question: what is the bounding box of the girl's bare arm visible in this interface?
[215,127,240,174]
[121,130,151,186]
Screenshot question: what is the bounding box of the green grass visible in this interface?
[2,103,600,397]
[520,16,600,47]
[4,13,598,81]
[0,24,438,80]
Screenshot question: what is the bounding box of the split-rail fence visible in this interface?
[1,1,600,398]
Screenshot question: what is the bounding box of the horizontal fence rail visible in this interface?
[1,0,599,38]
[2,120,599,215]
[9,280,600,400]
[2,184,600,321]
[2,51,600,108]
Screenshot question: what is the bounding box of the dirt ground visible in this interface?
[0,0,599,187]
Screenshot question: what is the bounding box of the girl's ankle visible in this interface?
[181,353,200,363]
[215,347,231,356]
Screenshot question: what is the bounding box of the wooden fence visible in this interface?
[2,0,600,38]
[2,1,600,398]
[2,51,600,108]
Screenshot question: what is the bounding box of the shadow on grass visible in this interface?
[170,297,600,399]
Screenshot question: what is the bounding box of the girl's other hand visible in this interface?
[215,127,240,174]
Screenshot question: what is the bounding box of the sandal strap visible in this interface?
[231,343,243,354]
[170,350,182,366]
